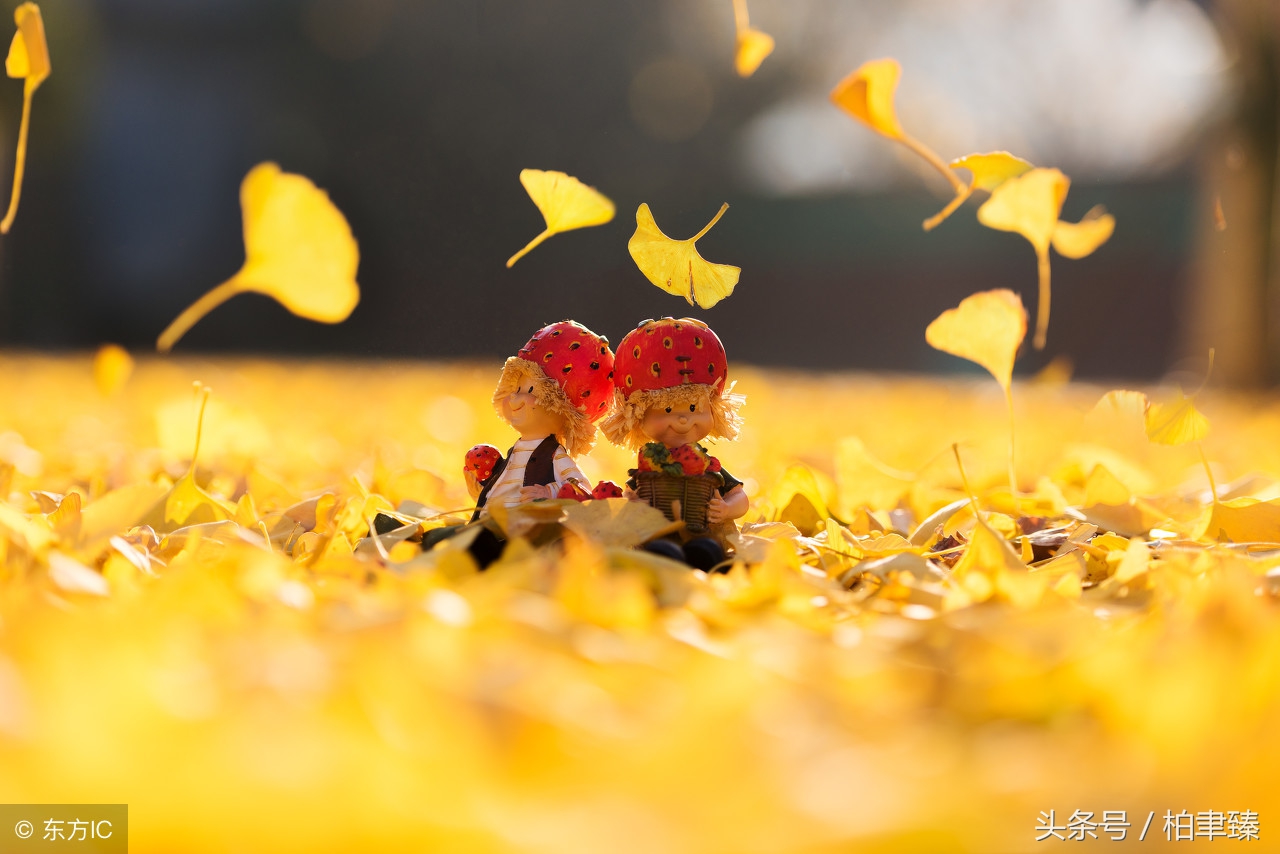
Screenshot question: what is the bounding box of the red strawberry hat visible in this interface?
[600,317,744,451]
[492,320,615,456]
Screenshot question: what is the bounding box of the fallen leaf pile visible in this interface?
[2,354,1278,852]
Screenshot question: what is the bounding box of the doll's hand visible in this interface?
[707,486,749,524]
[519,484,554,502]
[623,487,640,502]
[464,469,482,501]
[706,495,729,524]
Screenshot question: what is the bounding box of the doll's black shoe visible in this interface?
[683,537,727,572]
[641,539,686,563]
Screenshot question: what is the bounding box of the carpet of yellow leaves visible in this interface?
[1,354,1278,852]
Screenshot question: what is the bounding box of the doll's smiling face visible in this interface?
[641,400,712,449]
[502,385,563,440]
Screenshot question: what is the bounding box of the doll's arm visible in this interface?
[706,484,748,524]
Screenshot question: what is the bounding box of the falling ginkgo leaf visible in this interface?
[1051,204,1116,259]
[831,58,966,196]
[926,290,1027,494]
[730,0,773,77]
[1,2,50,234]
[923,151,1033,232]
[506,169,614,267]
[156,163,359,353]
[977,167,1114,350]
[628,202,740,309]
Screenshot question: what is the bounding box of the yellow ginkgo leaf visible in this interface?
[1,2,51,234]
[978,167,1073,351]
[157,163,359,353]
[927,290,1027,494]
[505,169,614,267]
[1196,498,1280,544]
[163,386,234,527]
[92,344,133,398]
[1145,390,1210,446]
[977,167,1068,254]
[830,58,904,140]
[831,58,967,199]
[628,202,741,309]
[923,151,1034,231]
[730,0,773,77]
[735,28,774,77]
[1051,204,1116,259]
[951,515,1043,608]
[925,289,1026,392]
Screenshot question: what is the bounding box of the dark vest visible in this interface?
[470,434,561,522]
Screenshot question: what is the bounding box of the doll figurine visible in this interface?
[405,320,615,567]
[600,317,747,570]
[470,319,615,515]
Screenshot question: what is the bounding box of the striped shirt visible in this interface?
[485,436,588,507]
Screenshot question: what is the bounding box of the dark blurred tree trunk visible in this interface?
[1188,0,1280,386]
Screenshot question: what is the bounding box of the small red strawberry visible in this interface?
[556,479,591,501]
[464,444,502,483]
[707,454,722,473]
[668,444,707,476]
[591,481,623,499]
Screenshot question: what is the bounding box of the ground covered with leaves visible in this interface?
[1,355,1277,853]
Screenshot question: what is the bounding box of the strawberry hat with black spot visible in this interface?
[600,317,745,451]
[492,320,615,456]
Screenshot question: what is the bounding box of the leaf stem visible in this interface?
[1191,348,1216,397]
[731,0,749,31]
[898,133,967,194]
[952,443,979,513]
[1033,247,1051,350]
[692,203,730,242]
[1004,385,1017,497]
[1197,442,1218,505]
[191,384,211,468]
[157,278,243,353]
[0,85,35,234]
[922,186,971,231]
[506,228,553,268]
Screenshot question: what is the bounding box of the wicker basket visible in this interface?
[631,470,721,534]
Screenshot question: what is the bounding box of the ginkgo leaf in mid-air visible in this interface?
[730,0,773,77]
[830,58,904,140]
[1,2,50,234]
[831,58,966,198]
[735,28,774,77]
[505,169,614,267]
[1051,204,1116,259]
[628,202,740,309]
[923,151,1033,232]
[926,290,1026,393]
[1145,390,1209,446]
[927,290,1027,493]
[977,167,1113,350]
[157,163,359,353]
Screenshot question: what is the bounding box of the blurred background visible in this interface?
[0,0,1276,384]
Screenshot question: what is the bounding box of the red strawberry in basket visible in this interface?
[637,443,667,472]
[464,444,502,483]
[556,479,592,501]
[591,481,624,499]
[668,444,707,476]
